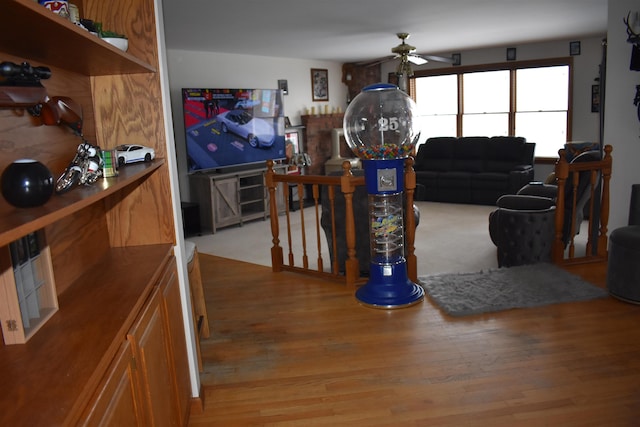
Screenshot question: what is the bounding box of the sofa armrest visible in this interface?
[496,194,555,210]
[508,167,535,193]
[518,182,558,199]
[512,164,533,172]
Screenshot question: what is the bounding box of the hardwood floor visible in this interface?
[189,255,640,426]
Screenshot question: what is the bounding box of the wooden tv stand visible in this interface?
[189,165,287,233]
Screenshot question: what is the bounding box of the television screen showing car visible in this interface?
[181,88,286,173]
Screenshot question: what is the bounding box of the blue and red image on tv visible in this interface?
[181,88,286,172]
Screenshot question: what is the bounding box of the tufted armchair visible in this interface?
[489,149,604,267]
[488,194,556,267]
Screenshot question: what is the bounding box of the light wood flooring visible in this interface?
[189,255,640,426]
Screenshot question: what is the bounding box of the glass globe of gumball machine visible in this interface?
[343,83,424,308]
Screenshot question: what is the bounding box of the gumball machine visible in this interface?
[343,83,424,308]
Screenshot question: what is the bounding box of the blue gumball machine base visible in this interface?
[355,259,424,309]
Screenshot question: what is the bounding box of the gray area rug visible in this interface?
[419,263,608,317]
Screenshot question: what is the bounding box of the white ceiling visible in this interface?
[161,0,608,63]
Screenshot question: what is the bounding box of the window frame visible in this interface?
[410,57,574,163]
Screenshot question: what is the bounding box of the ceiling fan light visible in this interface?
[409,55,427,65]
[396,61,414,77]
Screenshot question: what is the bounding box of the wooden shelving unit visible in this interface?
[0,161,162,246]
[0,0,154,76]
[0,0,192,425]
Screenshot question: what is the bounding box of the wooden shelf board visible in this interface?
[0,244,173,426]
[0,160,164,247]
[2,0,155,75]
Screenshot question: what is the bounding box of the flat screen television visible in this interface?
[181,88,286,173]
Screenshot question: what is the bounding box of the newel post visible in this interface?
[404,157,417,283]
[340,161,359,287]
[552,149,569,264]
[597,144,613,256]
[265,160,283,271]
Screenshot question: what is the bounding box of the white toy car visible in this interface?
[116,144,155,166]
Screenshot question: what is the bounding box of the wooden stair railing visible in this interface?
[265,158,418,287]
[552,144,613,265]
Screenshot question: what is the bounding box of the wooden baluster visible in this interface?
[585,169,598,256]
[404,157,417,283]
[284,183,295,266]
[312,184,324,272]
[568,170,580,259]
[298,192,309,269]
[328,185,339,275]
[552,149,568,264]
[266,160,283,271]
[341,162,359,287]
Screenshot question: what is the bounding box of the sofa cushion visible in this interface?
[473,172,510,188]
[452,137,488,172]
[437,171,473,188]
[486,137,527,172]
[416,137,455,171]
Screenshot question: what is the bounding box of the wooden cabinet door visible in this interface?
[159,257,191,425]
[79,342,143,427]
[128,287,179,427]
[212,176,240,229]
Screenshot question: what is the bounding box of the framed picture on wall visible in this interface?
[570,41,581,56]
[311,68,329,101]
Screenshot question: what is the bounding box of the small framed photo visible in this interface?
[311,68,329,102]
[278,79,288,95]
[452,53,461,66]
[506,47,516,61]
[570,41,581,56]
[284,116,292,128]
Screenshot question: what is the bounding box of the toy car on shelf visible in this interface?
[115,144,155,166]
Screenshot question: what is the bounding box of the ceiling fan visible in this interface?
[362,32,454,76]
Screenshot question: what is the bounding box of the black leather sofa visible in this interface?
[413,136,535,205]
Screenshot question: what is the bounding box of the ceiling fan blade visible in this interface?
[421,54,455,64]
[408,54,427,65]
[355,55,396,67]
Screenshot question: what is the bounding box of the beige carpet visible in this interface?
[187,201,499,276]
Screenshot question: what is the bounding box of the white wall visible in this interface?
[603,0,640,230]
[382,36,606,182]
[165,50,347,199]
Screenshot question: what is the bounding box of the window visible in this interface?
[462,70,510,136]
[515,66,569,157]
[413,59,572,158]
[415,74,458,144]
